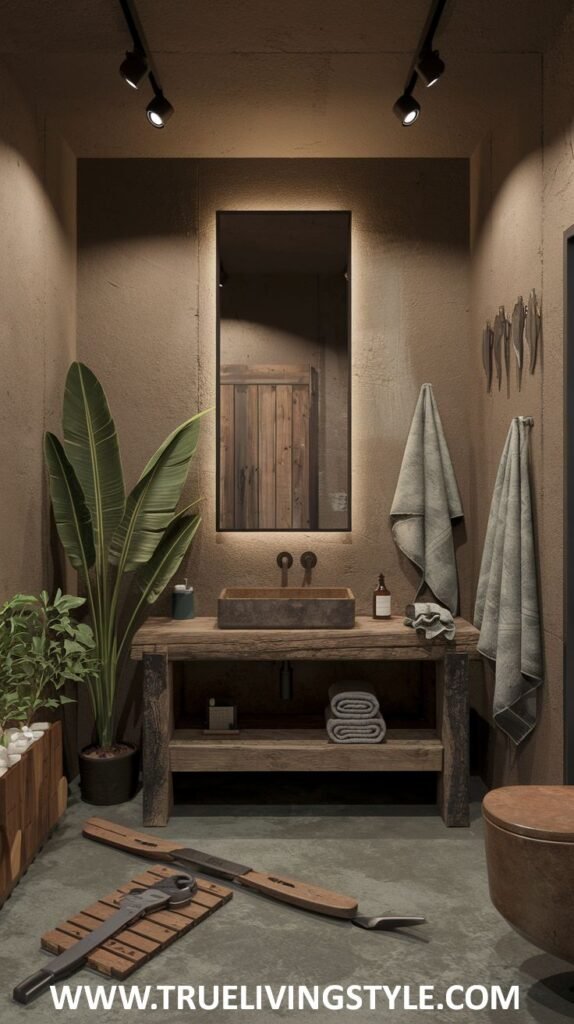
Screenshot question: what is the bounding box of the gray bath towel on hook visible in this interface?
[474,417,542,744]
[390,383,463,615]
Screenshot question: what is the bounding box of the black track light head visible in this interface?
[392,92,421,126]
[417,49,445,87]
[146,91,174,128]
[120,50,148,89]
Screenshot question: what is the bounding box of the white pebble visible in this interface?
[8,753,21,765]
[30,722,50,731]
[30,730,44,740]
[8,740,28,754]
[0,766,7,777]
[0,748,8,765]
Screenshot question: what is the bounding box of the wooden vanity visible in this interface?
[132,616,480,829]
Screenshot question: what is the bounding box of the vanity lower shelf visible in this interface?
[169,728,443,773]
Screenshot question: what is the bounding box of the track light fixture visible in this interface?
[118,0,175,128]
[119,50,148,89]
[392,0,448,124]
[146,88,174,129]
[393,92,421,126]
[417,49,445,88]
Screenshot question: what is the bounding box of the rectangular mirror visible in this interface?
[217,211,351,531]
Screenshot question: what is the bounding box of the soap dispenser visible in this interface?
[171,579,195,620]
[373,573,391,620]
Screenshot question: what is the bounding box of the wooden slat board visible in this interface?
[292,384,310,528]
[0,724,67,908]
[276,383,293,528]
[221,364,310,384]
[219,384,235,529]
[131,616,481,662]
[219,364,319,529]
[169,728,443,773]
[41,865,232,980]
[258,384,276,527]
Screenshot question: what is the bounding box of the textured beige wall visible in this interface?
[468,38,569,785]
[77,158,470,620]
[0,60,76,600]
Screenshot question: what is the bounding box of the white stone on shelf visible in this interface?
[5,728,23,742]
[30,722,50,731]
[8,740,28,754]
[8,753,21,765]
[0,766,7,777]
[0,747,8,766]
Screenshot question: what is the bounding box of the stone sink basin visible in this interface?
[217,587,355,630]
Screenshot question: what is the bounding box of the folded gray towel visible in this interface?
[474,417,542,745]
[328,682,379,719]
[325,708,387,744]
[390,383,463,615]
[404,602,456,640]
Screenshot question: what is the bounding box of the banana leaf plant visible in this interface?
[45,362,205,751]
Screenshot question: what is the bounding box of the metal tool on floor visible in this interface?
[83,817,426,932]
[13,873,196,1004]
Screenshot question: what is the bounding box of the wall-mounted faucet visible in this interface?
[300,551,317,585]
[277,551,293,587]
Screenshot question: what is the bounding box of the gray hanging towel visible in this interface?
[390,383,463,615]
[474,417,542,744]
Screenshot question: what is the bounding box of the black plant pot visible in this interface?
[79,743,140,805]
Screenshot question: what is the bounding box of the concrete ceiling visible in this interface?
[0,0,570,157]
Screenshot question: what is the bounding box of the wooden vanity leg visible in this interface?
[436,653,469,827]
[142,651,173,827]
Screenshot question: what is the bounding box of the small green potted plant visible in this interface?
[45,362,205,804]
[0,590,97,765]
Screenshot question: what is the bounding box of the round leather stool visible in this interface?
[483,786,574,963]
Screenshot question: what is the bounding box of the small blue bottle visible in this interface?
[171,579,195,620]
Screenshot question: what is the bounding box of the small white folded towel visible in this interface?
[404,602,455,640]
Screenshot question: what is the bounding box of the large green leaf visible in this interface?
[109,412,205,572]
[134,513,201,604]
[63,362,125,558]
[44,433,95,573]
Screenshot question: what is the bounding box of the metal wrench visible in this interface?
[13,873,196,1004]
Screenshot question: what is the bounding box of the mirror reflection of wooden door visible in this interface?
[219,364,318,529]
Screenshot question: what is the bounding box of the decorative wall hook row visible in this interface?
[483,290,541,393]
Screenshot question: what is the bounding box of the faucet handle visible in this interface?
[277,552,293,569]
[300,551,318,570]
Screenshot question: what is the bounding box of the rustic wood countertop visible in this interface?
[132,615,480,661]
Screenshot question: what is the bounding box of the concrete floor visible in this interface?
[0,784,573,1023]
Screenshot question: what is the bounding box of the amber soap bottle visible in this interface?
[373,573,391,619]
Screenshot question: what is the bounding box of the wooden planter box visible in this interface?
[0,722,67,909]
